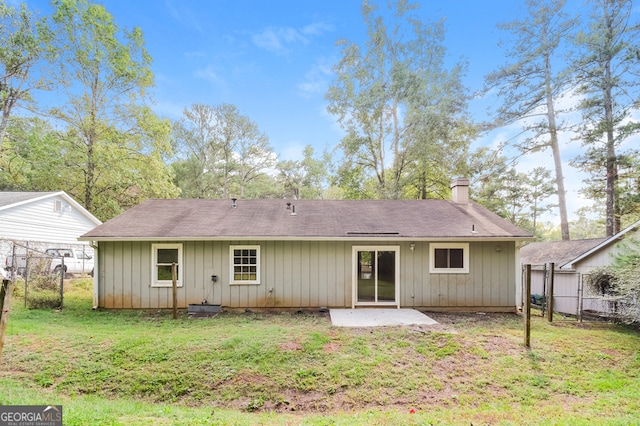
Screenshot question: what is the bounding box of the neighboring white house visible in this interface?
[0,191,102,274]
[520,220,640,317]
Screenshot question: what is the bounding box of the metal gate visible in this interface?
[4,242,64,309]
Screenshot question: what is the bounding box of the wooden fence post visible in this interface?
[578,274,584,323]
[547,262,554,323]
[0,278,16,363]
[172,262,178,319]
[541,263,547,317]
[1,244,18,362]
[59,257,65,309]
[524,264,531,348]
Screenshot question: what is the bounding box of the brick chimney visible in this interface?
[451,178,469,203]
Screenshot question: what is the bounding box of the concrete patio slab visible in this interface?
[329,308,439,327]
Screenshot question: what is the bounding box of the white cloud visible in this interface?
[297,56,335,98]
[184,50,208,60]
[252,27,307,55]
[152,99,186,120]
[195,65,220,84]
[301,22,334,36]
[278,142,305,161]
[193,65,230,98]
[252,21,333,55]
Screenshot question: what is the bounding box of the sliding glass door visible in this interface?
[353,246,400,307]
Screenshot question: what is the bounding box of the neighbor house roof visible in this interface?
[520,219,640,269]
[520,238,607,268]
[80,198,532,241]
[0,191,102,226]
[0,191,60,209]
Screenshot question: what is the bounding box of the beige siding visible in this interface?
[417,242,514,309]
[575,245,619,270]
[98,240,517,310]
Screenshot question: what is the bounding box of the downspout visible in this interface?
[90,241,99,310]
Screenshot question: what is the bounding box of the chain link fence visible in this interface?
[580,271,637,322]
[1,239,94,309]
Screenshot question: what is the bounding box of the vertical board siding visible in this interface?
[99,240,517,310]
[309,242,320,307]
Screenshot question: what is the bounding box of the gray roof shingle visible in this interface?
[519,238,608,267]
[81,198,532,241]
[0,191,59,208]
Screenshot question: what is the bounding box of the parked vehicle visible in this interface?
[45,248,94,276]
[4,248,94,277]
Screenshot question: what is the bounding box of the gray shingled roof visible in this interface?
[519,238,608,267]
[81,198,532,241]
[0,191,58,208]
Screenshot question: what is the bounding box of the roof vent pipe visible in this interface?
[231,198,237,208]
[290,205,297,216]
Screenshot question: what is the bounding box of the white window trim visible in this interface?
[230,245,261,285]
[351,246,400,309]
[429,243,469,274]
[151,243,183,287]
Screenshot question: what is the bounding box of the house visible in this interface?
[520,220,640,316]
[80,179,533,311]
[0,192,102,274]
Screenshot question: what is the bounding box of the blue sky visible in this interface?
[24,0,639,223]
[29,0,519,158]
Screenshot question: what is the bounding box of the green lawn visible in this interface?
[1,279,639,425]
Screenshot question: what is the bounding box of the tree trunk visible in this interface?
[85,140,95,212]
[0,101,13,154]
[392,98,401,199]
[602,2,619,237]
[377,116,386,197]
[605,96,617,237]
[0,113,8,154]
[545,48,570,240]
[604,69,617,237]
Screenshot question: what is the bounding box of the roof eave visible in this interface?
[0,191,62,212]
[567,219,640,266]
[79,235,533,243]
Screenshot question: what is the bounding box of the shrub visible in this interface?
[25,274,61,309]
[588,230,640,323]
[27,290,61,309]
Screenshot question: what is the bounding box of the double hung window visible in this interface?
[230,245,260,284]
[152,244,182,287]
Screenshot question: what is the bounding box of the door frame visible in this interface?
[351,245,400,308]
